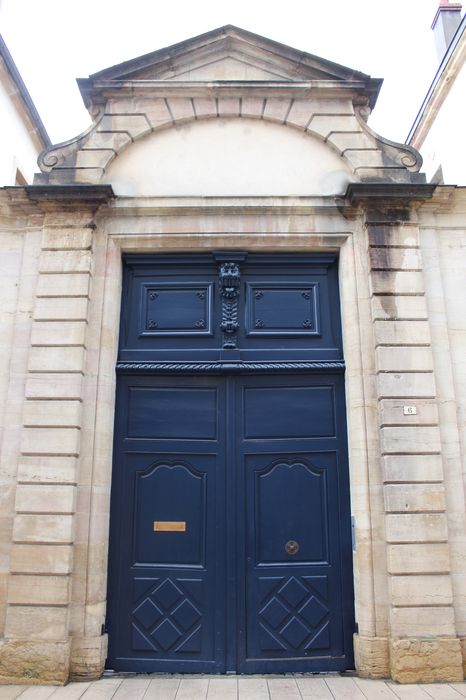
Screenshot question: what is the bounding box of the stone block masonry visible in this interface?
[0,188,112,684]
[358,193,463,683]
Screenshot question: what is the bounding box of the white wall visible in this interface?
[0,67,42,185]
[103,118,354,197]
[419,66,466,185]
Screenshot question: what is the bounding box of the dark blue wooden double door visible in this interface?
[107,373,354,673]
[106,253,354,673]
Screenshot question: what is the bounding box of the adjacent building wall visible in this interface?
[416,68,466,184]
[407,11,465,185]
[0,35,50,185]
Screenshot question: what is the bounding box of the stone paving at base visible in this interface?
[2,676,466,700]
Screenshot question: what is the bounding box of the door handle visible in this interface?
[285,540,299,555]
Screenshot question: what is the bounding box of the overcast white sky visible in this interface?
[0,0,451,146]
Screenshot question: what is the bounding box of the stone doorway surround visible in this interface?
[0,25,465,686]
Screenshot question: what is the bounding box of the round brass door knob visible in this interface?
[285,540,299,555]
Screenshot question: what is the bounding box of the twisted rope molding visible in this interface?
[116,360,345,373]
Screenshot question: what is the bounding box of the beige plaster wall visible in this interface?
[102,118,354,197]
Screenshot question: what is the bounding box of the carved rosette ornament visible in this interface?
[218,262,241,348]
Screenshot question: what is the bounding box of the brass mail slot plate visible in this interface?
[153,521,186,532]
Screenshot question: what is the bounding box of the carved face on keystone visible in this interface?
[220,262,240,299]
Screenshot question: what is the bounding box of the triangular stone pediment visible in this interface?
[124,52,297,82]
[172,55,289,82]
[88,25,371,84]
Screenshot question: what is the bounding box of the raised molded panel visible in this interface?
[127,387,217,440]
[245,283,320,336]
[131,576,204,654]
[133,461,206,567]
[258,575,330,653]
[254,460,328,564]
[244,386,335,439]
[243,440,350,668]
[139,283,213,336]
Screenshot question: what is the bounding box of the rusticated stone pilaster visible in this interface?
[0,186,112,685]
[347,183,463,683]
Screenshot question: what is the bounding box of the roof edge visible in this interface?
[0,33,51,148]
[406,13,466,146]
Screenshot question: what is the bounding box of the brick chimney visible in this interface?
[432,0,463,61]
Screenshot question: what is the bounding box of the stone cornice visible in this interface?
[1,184,114,216]
[345,183,437,206]
[106,195,354,217]
[25,184,115,213]
[80,79,372,103]
[418,184,466,215]
[24,184,114,203]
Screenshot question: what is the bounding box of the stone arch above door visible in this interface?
[34,25,424,189]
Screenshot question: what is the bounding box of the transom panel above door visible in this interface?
[117,253,343,368]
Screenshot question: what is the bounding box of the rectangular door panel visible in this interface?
[132,454,210,568]
[250,453,330,565]
[127,386,218,440]
[243,384,335,439]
